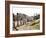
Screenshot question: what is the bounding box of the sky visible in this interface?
[11,4,42,16]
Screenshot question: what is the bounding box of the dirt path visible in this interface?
[14,19,40,31]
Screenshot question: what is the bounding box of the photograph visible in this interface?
[12,5,40,31]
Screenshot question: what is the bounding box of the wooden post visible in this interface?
[17,13,19,27]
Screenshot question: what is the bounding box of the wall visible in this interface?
[0,0,46,38]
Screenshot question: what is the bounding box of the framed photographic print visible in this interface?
[5,1,45,37]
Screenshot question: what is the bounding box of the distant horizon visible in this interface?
[13,12,40,17]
